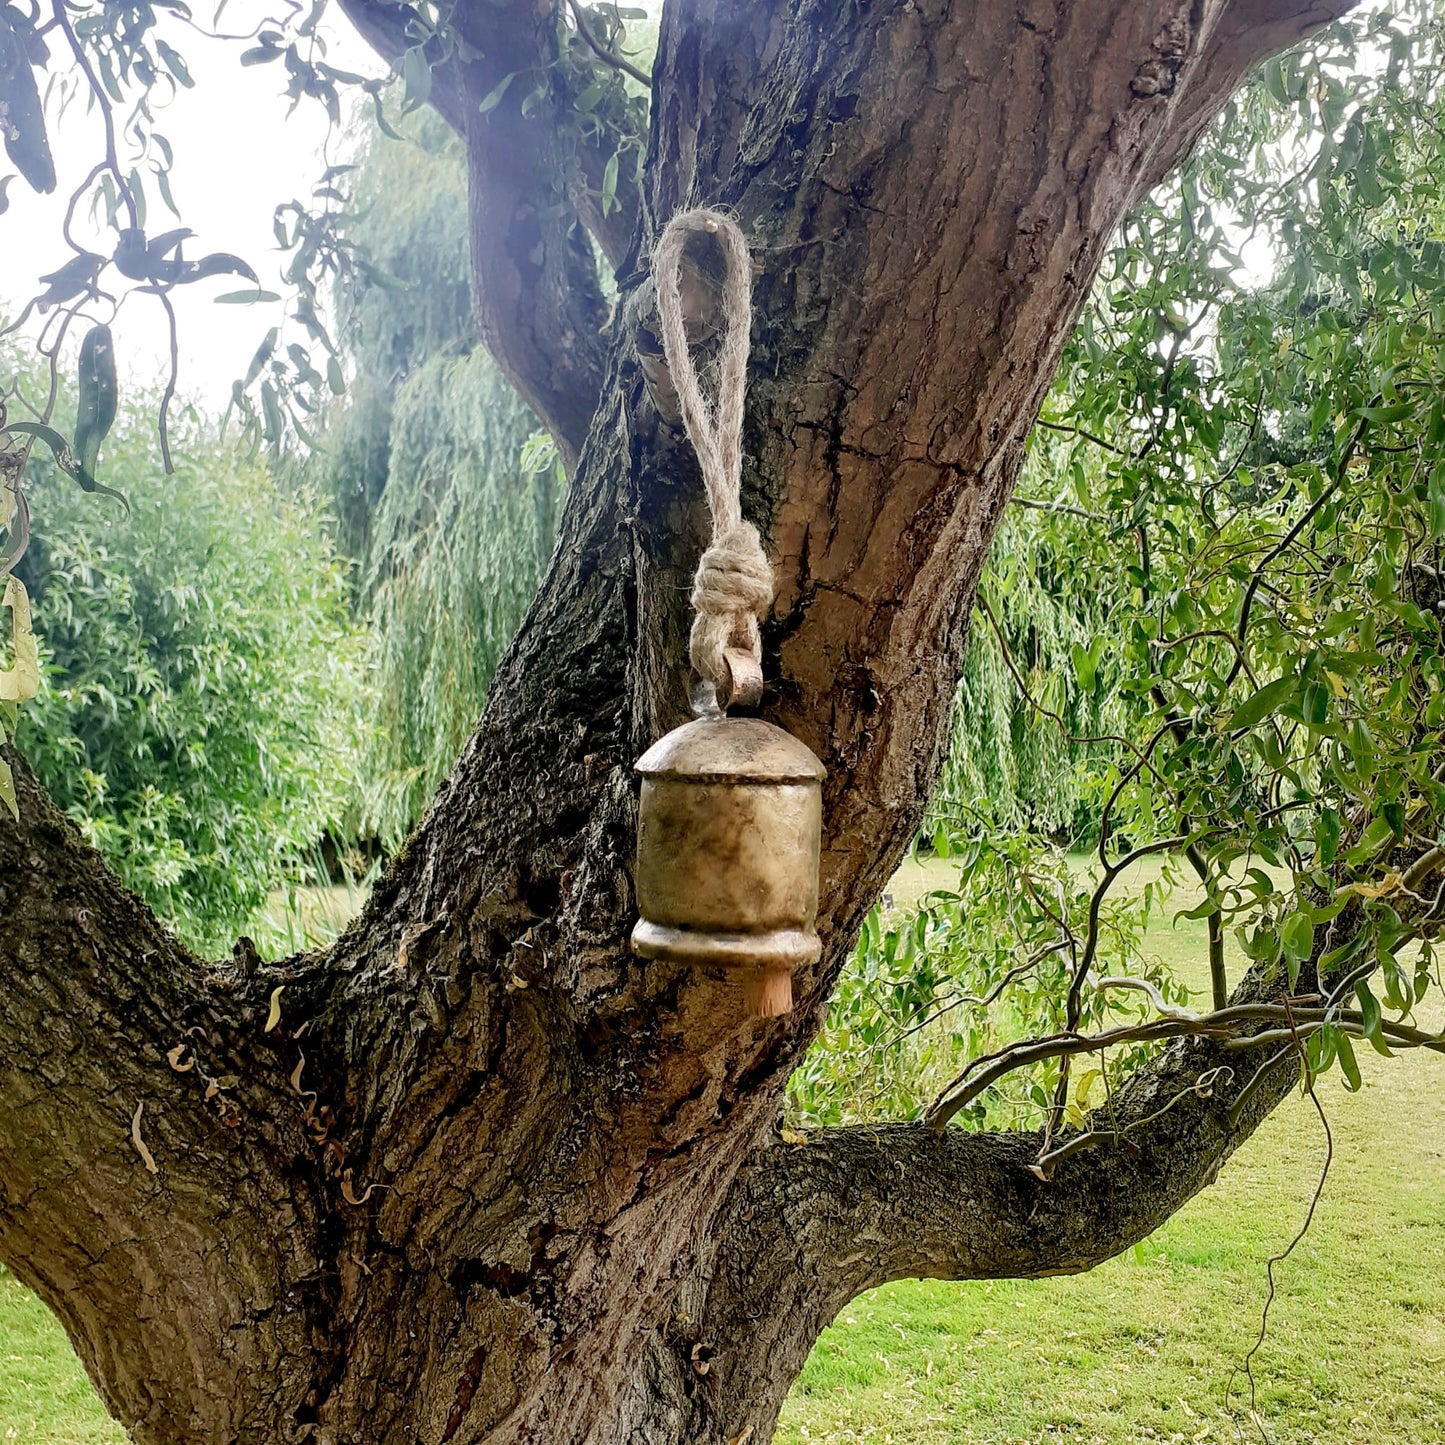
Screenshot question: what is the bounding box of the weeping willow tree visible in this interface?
[313,112,566,846]
[358,355,565,843]
[933,449,1132,844]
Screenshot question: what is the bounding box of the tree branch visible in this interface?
[679,955,1327,1444]
[334,0,469,135]
[339,0,620,469]
[1134,0,1361,196]
[457,3,618,470]
[0,750,337,1434]
[565,0,650,87]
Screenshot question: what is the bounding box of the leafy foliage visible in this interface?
[0,0,655,475]
[930,487,1133,844]
[13,394,365,954]
[797,2,1445,1133]
[789,837,1187,1129]
[356,351,565,845]
[2,0,646,863]
[0,0,395,468]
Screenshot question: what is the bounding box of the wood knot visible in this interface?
[232,935,261,977]
[1131,60,1177,98]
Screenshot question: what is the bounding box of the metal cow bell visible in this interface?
[631,714,824,1018]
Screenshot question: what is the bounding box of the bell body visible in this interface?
[631,716,824,1017]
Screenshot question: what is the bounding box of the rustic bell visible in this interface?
[633,208,825,1018]
[631,713,824,1018]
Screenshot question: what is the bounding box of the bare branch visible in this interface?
[1009,494,1102,522]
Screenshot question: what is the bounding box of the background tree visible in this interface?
[308,112,567,845]
[3,372,364,953]
[6,3,1443,1444]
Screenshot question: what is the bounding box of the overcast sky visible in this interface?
[2,10,386,415]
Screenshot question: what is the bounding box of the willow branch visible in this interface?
[565,0,651,86]
[926,997,1444,1129]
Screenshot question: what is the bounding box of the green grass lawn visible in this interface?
[0,1270,125,1444]
[4,858,1443,1443]
[778,1052,1445,1444]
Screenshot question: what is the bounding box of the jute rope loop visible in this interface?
[653,207,772,710]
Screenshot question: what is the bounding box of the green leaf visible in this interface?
[1228,673,1298,730]
[1071,640,1099,692]
[127,166,147,229]
[3,422,128,510]
[477,73,515,115]
[1429,462,1445,541]
[1335,1030,1362,1091]
[1356,401,1413,425]
[1281,908,1314,965]
[1355,980,1390,1056]
[1357,124,1383,206]
[188,253,260,285]
[74,323,118,479]
[260,380,285,445]
[1263,57,1289,104]
[244,327,279,388]
[215,289,281,304]
[602,150,619,216]
[1344,815,1395,864]
[154,163,182,221]
[1301,678,1330,728]
[1308,1024,1337,1077]
[402,45,432,113]
[155,38,194,87]
[0,9,56,193]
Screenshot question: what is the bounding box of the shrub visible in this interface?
[15,404,366,954]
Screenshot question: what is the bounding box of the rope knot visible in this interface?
[689,521,773,697]
[691,522,773,620]
[654,207,769,709]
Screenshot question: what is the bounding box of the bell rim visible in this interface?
[630,919,822,969]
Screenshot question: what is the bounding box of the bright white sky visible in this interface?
[1,8,385,413]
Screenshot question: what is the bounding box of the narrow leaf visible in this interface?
[1228,673,1299,730]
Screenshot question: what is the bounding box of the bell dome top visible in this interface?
[636,717,825,783]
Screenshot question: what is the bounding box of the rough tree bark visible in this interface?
[0,2,1357,1442]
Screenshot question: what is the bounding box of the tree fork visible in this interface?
[0,2,1357,1442]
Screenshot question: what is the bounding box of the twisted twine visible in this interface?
[653,207,772,706]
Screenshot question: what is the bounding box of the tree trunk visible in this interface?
[0,2,1356,1442]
